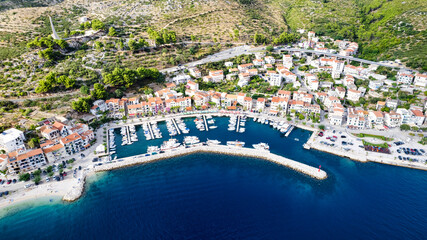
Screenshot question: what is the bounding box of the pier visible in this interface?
[94,145,328,180]
[126,126,131,142]
[148,122,155,139]
[285,125,295,137]
[236,115,240,132]
[171,118,182,134]
[203,115,209,132]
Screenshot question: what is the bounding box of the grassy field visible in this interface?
[354,133,394,141]
[362,140,389,149]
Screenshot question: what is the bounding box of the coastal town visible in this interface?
[1,27,427,208]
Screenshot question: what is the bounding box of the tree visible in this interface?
[108,27,118,37]
[400,124,410,131]
[54,39,68,49]
[272,32,299,45]
[266,45,274,52]
[38,48,56,60]
[80,85,90,95]
[58,75,75,89]
[253,32,267,45]
[72,97,91,113]
[33,175,41,185]
[91,19,105,30]
[19,173,30,181]
[95,41,104,51]
[128,39,137,51]
[114,89,124,98]
[28,138,39,148]
[319,125,325,130]
[91,83,107,100]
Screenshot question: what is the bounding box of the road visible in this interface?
[161,44,414,74]
[277,47,413,72]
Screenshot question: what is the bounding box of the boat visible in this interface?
[109,151,116,154]
[252,142,270,151]
[294,138,299,141]
[184,136,200,145]
[228,127,235,131]
[239,128,245,133]
[227,140,245,147]
[209,126,217,129]
[147,146,160,154]
[206,139,221,145]
[160,138,181,151]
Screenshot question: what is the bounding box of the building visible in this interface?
[253,59,265,66]
[414,73,427,88]
[7,148,48,173]
[256,98,266,112]
[90,100,107,115]
[209,70,224,82]
[368,111,384,128]
[187,80,199,91]
[269,74,282,87]
[411,109,425,126]
[238,73,250,87]
[60,133,84,155]
[0,128,26,153]
[264,56,275,64]
[396,72,414,85]
[384,111,401,128]
[173,74,191,85]
[347,89,361,102]
[188,67,201,78]
[283,55,293,69]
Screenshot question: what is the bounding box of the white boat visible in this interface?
[110,151,116,154]
[294,138,299,141]
[147,146,160,153]
[239,128,245,133]
[161,138,181,151]
[253,117,257,122]
[209,126,217,129]
[184,136,200,145]
[228,127,235,131]
[253,142,270,151]
[227,140,245,147]
[206,139,221,145]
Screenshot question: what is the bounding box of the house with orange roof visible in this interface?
[368,111,384,128]
[222,94,237,108]
[384,111,401,128]
[243,97,253,110]
[411,109,425,126]
[209,70,224,82]
[277,90,291,98]
[238,63,254,73]
[7,148,48,173]
[40,125,61,140]
[324,96,340,109]
[414,73,427,88]
[188,67,202,78]
[43,144,65,163]
[187,80,199,91]
[256,98,266,112]
[60,133,84,155]
[270,97,288,113]
[347,89,361,102]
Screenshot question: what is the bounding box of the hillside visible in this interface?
[0,0,426,70]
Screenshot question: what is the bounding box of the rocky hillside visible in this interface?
[0,0,426,70]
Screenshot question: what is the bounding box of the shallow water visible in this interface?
[0,117,426,239]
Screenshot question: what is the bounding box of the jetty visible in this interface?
[126,126,131,142]
[94,145,327,180]
[202,115,209,132]
[147,122,155,139]
[285,125,295,137]
[171,118,182,134]
[236,115,241,132]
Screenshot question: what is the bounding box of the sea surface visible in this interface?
[1,117,426,240]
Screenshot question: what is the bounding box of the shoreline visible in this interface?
[1,112,426,212]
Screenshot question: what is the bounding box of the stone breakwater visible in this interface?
[94,145,328,180]
[63,172,91,202]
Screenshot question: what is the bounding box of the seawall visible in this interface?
[94,145,328,180]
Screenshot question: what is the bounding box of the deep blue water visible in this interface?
[1,117,427,239]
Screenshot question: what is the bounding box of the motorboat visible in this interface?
[252,142,270,151]
[227,140,245,147]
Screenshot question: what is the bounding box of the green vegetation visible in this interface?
[354,133,393,141]
[362,140,389,149]
[147,28,177,45]
[19,173,30,181]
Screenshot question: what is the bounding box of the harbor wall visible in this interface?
[94,145,328,180]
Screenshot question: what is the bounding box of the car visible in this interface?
[341,135,346,138]
[46,177,50,182]
[24,184,32,188]
[333,130,336,133]
[398,156,402,160]
[359,145,364,148]
[397,149,401,153]
[420,149,425,153]
[7,180,11,184]
[12,179,16,183]
[0,180,4,185]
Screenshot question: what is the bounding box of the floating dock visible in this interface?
[203,115,209,132]
[285,125,295,137]
[171,118,181,134]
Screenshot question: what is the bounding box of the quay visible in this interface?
[94,145,328,180]
[285,125,295,137]
[236,115,241,132]
[148,122,154,139]
[203,115,209,132]
[171,118,182,134]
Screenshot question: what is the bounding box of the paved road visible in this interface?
[278,47,413,72]
[161,44,414,74]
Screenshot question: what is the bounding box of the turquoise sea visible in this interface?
[0,117,426,239]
